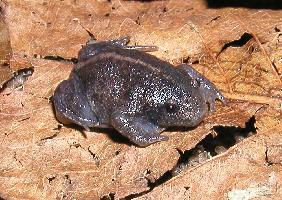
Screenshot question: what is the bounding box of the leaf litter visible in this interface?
[0,0,282,199]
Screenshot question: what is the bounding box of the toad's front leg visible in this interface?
[111,109,168,147]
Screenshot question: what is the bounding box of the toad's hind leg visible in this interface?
[177,64,226,112]
[110,36,130,46]
[53,73,98,131]
[111,110,168,147]
[110,36,158,52]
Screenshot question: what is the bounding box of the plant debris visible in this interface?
[0,0,281,199]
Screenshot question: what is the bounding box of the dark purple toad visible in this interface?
[53,36,225,146]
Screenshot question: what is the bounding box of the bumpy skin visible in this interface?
[53,37,225,146]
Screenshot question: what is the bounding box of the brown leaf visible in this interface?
[1,0,282,199]
[137,127,282,200]
[0,1,12,88]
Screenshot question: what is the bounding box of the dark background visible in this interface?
[207,0,282,9]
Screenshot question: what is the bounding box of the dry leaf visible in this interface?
[0,0,281,199]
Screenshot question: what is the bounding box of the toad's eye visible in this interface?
[164,100,179,113]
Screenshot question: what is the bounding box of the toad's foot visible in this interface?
[111,110,168,147]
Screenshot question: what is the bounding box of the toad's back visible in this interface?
[73,44,194,123]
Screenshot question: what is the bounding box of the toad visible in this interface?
[53,36,225,146]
